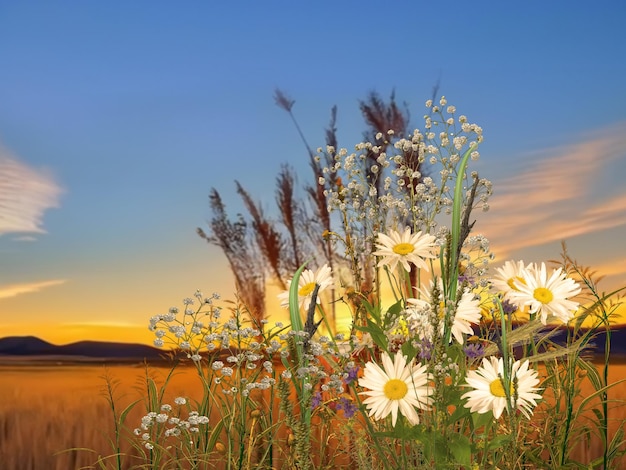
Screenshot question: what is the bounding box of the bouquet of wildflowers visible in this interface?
[134,97,625,470]
[273,97,624,469]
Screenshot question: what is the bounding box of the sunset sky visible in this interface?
[1,2,626,346]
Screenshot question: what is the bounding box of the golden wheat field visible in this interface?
[0,361,625,470]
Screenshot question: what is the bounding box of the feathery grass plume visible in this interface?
[275,164,307,273]
[198,188,266,325]
[236,180,286,290]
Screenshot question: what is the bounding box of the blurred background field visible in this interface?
[1,361,625,470]
[0,364,206,470]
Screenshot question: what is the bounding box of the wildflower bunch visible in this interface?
[142,293,294,469]
[269,97,626,469]
[116,95,626,470]
[134,399,210,451]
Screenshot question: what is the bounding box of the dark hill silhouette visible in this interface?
[0,324,624,363]
[0,336,165,361]
[0,335,56,355]
[477,323,626,358]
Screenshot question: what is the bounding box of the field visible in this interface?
[1,361,625,470]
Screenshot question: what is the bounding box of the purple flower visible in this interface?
[463,342,484,359]
[311,391,322,409]
[344,365,360,384]
[501,299,517,316]
[458,274,475,286]
[336,397,357,418]
[418,339,433,361]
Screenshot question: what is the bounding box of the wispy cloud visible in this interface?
[0,279,67,300]
[0,144,64,237]
[481,122,626,260]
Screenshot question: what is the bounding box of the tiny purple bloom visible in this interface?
[311,391,322,409]
[344,366,360,384]
[463,342,484,359]
[501,299,517,316]
[336,397,357,418]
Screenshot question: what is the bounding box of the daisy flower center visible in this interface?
[489,377,515,398]
[533,287,554,304]
[392,243,415,256]
[383,378,408,400]
[507,276,526,291]
[299,282,317,297]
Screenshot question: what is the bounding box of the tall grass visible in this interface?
[0,360,625,470]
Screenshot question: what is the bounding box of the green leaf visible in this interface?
[447,433,472,467]
[386,298,404,317]
[486,434,512,451]
[401,340,418,360]
[354,321,388,351]
[288,262,308,333]
[471,410,493,430]
[448,143,476,298]
[448,401,471,423]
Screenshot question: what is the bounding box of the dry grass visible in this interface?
[0,363,207,470]
[0,361,625,470]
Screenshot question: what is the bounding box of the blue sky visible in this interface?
[1,1,626,344]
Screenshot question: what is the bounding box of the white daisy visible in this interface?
[358,352,433,426]
[450,289,483,344]
[491,260,533,300]
[277,264,334,311]
[508,262,581,324]
[462,356,542,419]
[373,227,438,273]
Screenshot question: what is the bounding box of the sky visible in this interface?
[1,1,626,346]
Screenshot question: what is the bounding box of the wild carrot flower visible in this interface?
[373,227,438,273]
[358,352,432,426]
[462,356,541,419]
[278,264,334,310]
[508,262,581,324]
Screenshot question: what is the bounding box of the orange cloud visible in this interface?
[0,279,67,300]
[480,122,626,260]
[0,144,63,237]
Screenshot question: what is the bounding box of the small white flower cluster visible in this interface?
[134,401,210,450]
[210,350,277,397]
[149,291,222,355]
[148,294,288,401]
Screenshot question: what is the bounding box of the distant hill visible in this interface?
[0,335,166,362]
[550,324,626,358]
[476,323,626,359]
[0,325,624,364]
[0,336,56,355]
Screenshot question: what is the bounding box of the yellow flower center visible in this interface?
[507,276,526,291]
[299,282,316,297]
[392,242,415,256]
[383,378,408,400]
[533,287,554,304]
[489,378,514,397]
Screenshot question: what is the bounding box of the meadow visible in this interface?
[3,98,625,469]
[1,360,625,470]
[0,363,212,470]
